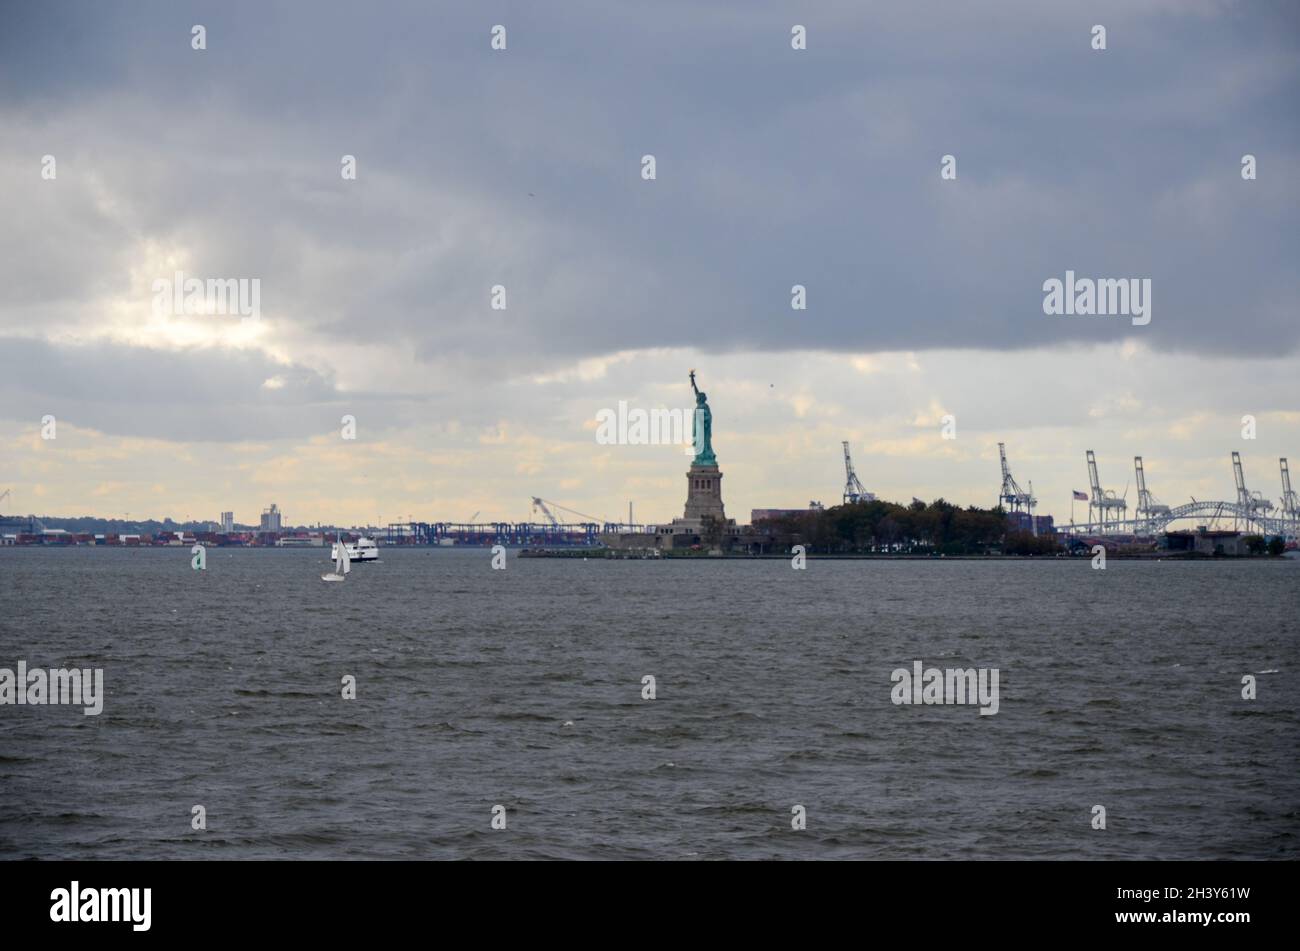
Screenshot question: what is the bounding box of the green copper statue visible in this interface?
[689,369,716,465]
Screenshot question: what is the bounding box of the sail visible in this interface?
[339,542,351,574]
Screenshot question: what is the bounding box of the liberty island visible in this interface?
[602,370,738,552]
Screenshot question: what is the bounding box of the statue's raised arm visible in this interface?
[689,369,699,398]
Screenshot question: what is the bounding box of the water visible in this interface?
[1,547,1296,859]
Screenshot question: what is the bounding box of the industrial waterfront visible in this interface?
[4,446,1297,555]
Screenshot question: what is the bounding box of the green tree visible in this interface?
[699,515,724,551]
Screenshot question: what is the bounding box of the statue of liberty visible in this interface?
[689,369,716,465]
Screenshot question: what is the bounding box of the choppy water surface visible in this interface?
[1,547,1296,859]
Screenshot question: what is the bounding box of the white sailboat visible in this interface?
[321,534,351,582]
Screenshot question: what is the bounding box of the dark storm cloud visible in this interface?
[1,0,1297,366]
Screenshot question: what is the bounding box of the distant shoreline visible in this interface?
[518,549,1290,562]
[2,545,1290,562]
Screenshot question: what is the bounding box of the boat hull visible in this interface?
[331,542,378,562]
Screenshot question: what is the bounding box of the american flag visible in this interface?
[1073,490,1089,501]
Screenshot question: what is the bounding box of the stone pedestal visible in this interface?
[600,462,734,552]
[684,464,725,522]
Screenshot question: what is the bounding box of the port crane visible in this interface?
[997,443,1036,515]
[1086,450,1128,530]
[1133,456,1171,531]
[842,441,875,504]
[531,497,559,527]
[1231,451,1273,519]
[1281,459,1299,521]
[1062,450,1297,539]
[531,497,609,527]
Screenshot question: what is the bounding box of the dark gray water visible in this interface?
[1,547,1296,859]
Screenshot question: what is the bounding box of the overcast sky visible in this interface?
[2,0,1297,527]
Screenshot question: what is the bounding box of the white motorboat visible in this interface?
[331,537,379,562]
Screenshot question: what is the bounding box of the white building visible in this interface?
[259,504,282,533]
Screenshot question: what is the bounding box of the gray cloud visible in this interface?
[0,336,428,442]
[1,0,1296,371]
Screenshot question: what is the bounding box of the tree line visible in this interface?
[753,498,1059,555]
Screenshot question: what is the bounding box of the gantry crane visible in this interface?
[1134,456,1170,531]
[1231,452,1273,515]
[1281,458,1298,520]
[842,441,875,504]
[1086,450,1127,531]
[997,443,1036,514]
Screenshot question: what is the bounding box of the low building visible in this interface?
[751,503,825,523]
[1006,512,1055,535]
[276,534,324,547]
[1163,529,1250,556]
